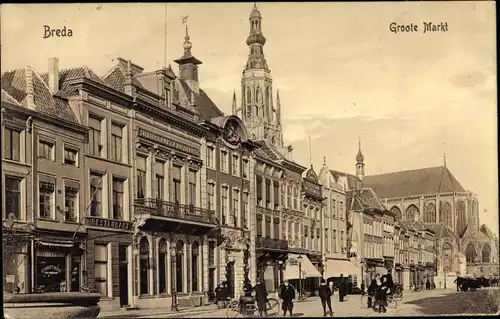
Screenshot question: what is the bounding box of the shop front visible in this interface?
[324,258,360,289]
[256,236,288,293]
[84,216,134,311]
[283,253,322,297]
[34,230,85,293]
[394,263,404,286]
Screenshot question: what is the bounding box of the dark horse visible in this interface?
[456,276,483,291]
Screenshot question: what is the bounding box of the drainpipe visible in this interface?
[26,116,35,293]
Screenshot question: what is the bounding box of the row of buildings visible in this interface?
[2,4,498,311]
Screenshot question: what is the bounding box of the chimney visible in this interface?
[48,58,60,94]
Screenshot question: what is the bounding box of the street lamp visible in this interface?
[170,247,179,312]
[278,260,284,284]
[297,255,303,299]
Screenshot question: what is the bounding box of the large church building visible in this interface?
[363,160,499,287]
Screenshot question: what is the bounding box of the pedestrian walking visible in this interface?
[339,274,347,302]
[254,278,268,317]
[279,280,296,317]
[426,279,430,290]
[215,282,227,309]
[318,279,333,316]
[375,275,388,313]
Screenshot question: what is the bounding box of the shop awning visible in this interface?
[36,236,76,248]
[324,259,359,278]
[283,254,322,280]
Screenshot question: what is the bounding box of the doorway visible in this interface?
[226,261,235,298]
[118,245,129,307]
[209,268,215,301]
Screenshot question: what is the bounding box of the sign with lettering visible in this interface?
[302,179,322,197]
[138,129,200,157]
[85,216,132,231]
[41,265,62,275]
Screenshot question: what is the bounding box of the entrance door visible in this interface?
[226,262,235,298]
[71,258,80,292]
[209,268,215,301]
[118,245,129,307]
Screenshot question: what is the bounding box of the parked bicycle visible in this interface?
[226,296,279,318]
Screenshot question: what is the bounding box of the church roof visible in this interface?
[461,224,491,242]
[424,223,457,238]
[479,224,496,240]
[363,166,466,199]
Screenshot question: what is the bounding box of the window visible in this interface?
[206,147,214,169]
[136,156,147,199]
[292,186,297,210]
[158,240,168,294]
[287,186,292,209]
[340,202,344,219]
[208,183,215,211]
[90,173,103,217]
[265,217,271,238]
[38,140,54,160]
[110,123,123,162]
[64,147,78,166]
[208,241,216,266]
[39,176,55,219]
[232,154,239,176]
[3,128,21,161]
[273,182,279,210]
[191,242,199,292]
[112,178,124,220]
[139,237,150,295]
[156,161,165,200]
[221,186,228,225]
[64,180,79,222]
[304,226,309,249]
[256,175,263,207]
[288,221,293,244]
[332,199,336,217]
[95,244,109,296]
[188,170,197,207]
[273,218,279,240]
[243,192,249,228]
[220,150,228,172]
[88,115,102,156]
[256,214,263,236]
[325,229,329,252]
[5,177,21,219]
[242,159,249,179]
[333,230,337,252]
[172,165,182,204]
[265,179,271,209]
[232,189,240,227]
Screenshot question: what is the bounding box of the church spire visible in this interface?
[356,137,365,185]
[444,153,447,167]
[245,3,268,70]
[276,90,281,125]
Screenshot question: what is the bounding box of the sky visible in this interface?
[1,2,498,235]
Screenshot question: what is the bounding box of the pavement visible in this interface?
[97,288,500,318]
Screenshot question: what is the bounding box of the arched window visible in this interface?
[255,105,259,117]
[442,242,453,273]
[265,87,270,106]
[405,205,419,221]
[247,88,251,104]
[158,239,168,293]
[191,242,200,292]
[456,201,466,236]
[139,237,150,295]
[391,206,402,221]
[440,202,453,229]
[465,243,476,263]
[424,203,436,223]
[175,240,184,293]
[482,244,491,263]
[256,87,261,103]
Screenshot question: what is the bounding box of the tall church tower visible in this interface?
[355,138,365,191]
[233,4,283,147]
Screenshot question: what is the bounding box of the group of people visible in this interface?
[365,273,394,313]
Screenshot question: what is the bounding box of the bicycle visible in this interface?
[226,296,279,318]
[392,287,403,301]
[361,293,398,310]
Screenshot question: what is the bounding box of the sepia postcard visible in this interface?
[1,2,498,318]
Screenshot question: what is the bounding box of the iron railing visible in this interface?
[256,236,288,251]
[134,198,218,225]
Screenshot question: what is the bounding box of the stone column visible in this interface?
[183,240,188,293]
[147,233,154,295]
[235,250,245,299]
[220,247,227,283]
[249,155,257,286]
[202,235,209,304]
[436,197,440,223]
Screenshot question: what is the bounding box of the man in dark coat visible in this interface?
[254,278,268,317]
[215,282,227,309]
[339,274,347,302]
[279,280,296,317]
[318,279,333,316]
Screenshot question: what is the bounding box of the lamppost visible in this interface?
[278,260,284,284]
[170,247,179,312]
[297,255,303,299]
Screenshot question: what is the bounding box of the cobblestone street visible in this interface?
[98,288,500,318]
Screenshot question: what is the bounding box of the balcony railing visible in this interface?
[134,198,218,225]
[256,236,288,251]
